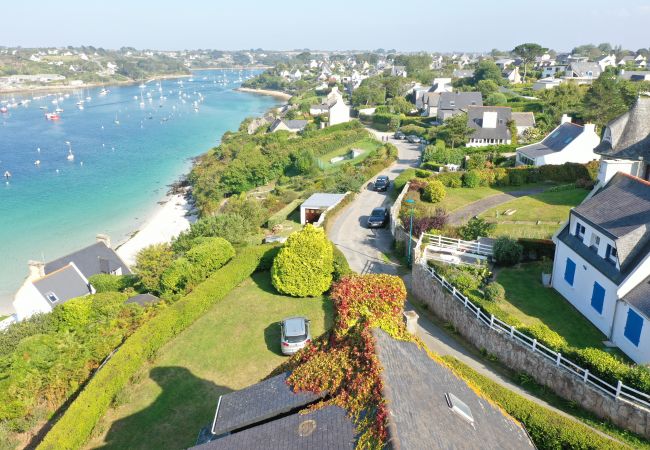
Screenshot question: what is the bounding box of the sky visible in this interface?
[3,0,650,52]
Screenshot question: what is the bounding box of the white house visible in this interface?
[551,172,650,363]
[268,118,309,133]
[598,54,617,71]
[541,65,567,78]
[503,67,522,84]
[466,106,533,147]
[12,235,130,321]
[516,115,599,166]
[391,66,407,77]
[309,87,350,126]
[495,58,515,70]
[593,95,650,186]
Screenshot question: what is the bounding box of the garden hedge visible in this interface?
[441,356,629,449]
[37,245,273,450]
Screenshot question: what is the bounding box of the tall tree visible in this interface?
[473,60,503,85]
[513,43,547,81]
[437,113,474,148]
[583,71,629,126]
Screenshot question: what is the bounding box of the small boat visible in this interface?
[66,142,74,161]
[99,88,109,96]
[55,107,64,113]
[45,112,60,120]
[34,160,40,166]
[0,106,7,114]
[86,96,92,101]
[77,104,84,110]
[39,106,47,110]
[114,113,120,125]
[4,171,11,179]
[139,83,146,89]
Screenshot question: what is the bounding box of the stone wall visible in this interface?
[411,262,650,438]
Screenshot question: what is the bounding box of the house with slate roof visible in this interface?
[564,62,602,83]
[552,172,650,363]
[268,118,308,133]
[436,91,482,121]
[516,115,599,166]
[12,234,128,320]
[466,106,534,147]
[594,96,650,186]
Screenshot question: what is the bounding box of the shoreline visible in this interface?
[115,192,196,266]
[0,72,192,96]
[235,87,292,101]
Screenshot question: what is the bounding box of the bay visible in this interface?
[0,70,279,311]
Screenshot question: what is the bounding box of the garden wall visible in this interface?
[411,262,650,438]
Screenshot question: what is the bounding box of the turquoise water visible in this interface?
[0,70,279,309]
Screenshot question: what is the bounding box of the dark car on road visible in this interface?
[394,131,405,139]
[374,175,390,192]
[367,207,389,228]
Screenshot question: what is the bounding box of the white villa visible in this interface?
[309,87,350,126]
[551,97,650,363]
[516,115,600,166]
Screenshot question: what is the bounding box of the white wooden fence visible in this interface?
[415,235,650,410]
[422,233,494,257]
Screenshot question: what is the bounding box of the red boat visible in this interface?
[0,106,8,114]
[45,112,60,120]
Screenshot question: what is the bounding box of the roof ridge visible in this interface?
[619,171,650,187]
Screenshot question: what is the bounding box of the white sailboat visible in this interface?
[65,141,74,161]
[114,113,120,125]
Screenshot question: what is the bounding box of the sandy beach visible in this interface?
[116,193,195,266]
[236,87,292,101]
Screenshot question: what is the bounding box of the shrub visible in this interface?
[493,236,523,266]
[160,257,197,295]
[462,170,481,188]
[185,237,235,278]
[436,171,462,188]
[459,217,496,240]
[422,180,446,203]
[484,282,506,302]
[173,213,258,249]
[38,246,273,450]
[271,225,334,297]
[451,272,479,293]
[88,274,138,293]
[518,323,568,351]
[332,245,353,281]
[508,169,527,186]
[421,162,443,172]
[412,209,448,236]
[133,244,174,294]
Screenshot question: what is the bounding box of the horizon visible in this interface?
[4,0,650,52]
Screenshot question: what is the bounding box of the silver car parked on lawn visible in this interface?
[280,316,311,355]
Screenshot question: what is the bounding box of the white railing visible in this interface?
[422,233,494,257]
[416,236,650,410]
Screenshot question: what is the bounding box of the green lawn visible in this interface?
[86,272,333,450]
[496,262,607,349]
[481,188,588,239]
[318,137,381,169]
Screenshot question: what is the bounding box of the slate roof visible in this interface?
[594,96,650,160]
[452,69,474,78]
[568,62,602,78]
[194,406,355,450]
[517,123,585,159]
[467,106,512,141]
[33,262,92,305]
[373,329,534,449]
[511,112,535,127]
[125,293,160,306]
[210,373,325,436]
[269,119,308,132]
[45,241,130,279]
[438,92,483,112]
[622,274,650,319]
[302,193,347,210]
[567,172,650,276]
[620,71,650,81]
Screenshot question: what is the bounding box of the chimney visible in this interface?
[482,111,498,129]
[583,123,596,134]
[28,260,45,280]
[560,114,572,124]
[96,234,111,248]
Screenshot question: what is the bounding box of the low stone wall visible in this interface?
[411,262,650,438]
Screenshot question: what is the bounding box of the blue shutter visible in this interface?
[624,309,644,347]
[590,282,605,314]
[564,258,576,286]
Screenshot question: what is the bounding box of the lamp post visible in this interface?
[405,198,416,266]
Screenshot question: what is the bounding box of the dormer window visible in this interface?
[45,291,59,303]
[575,222,586,239]
[606,244,618,264]
[590,234,600,251]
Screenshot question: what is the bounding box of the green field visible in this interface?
[481,188,588,239]
[318,137,382,169]
[86,272,333,450]
[496,262,607,349]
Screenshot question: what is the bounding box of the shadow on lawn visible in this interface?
[97,367,232,450]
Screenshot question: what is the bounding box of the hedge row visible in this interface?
[442,356,629,450]
[38,245,274,450]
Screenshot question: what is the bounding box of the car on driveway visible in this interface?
[280,317,311,355]
[367,207,389,228]
[407,135,421,143]
[394,131,405,139]
[373,175,390,192]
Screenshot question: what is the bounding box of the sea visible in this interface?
[0,70,280,312]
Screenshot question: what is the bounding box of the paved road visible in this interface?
[328,132,421,275]
[448,187,547,225]
[327,132,625,445]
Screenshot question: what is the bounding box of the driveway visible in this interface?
[328,132,420,275]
